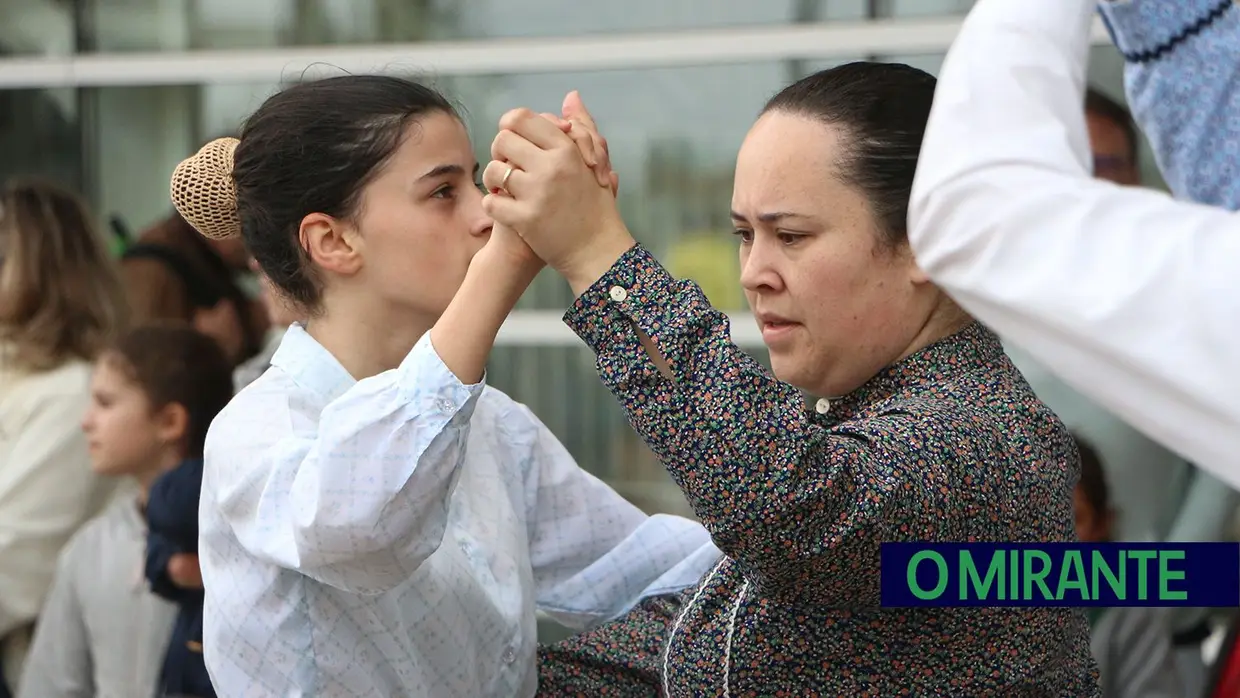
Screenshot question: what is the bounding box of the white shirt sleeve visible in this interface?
[906,0,1240,488]
[208,332,485,595]
[501,401,715,629]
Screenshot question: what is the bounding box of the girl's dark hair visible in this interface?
[762,61,937,249]
[104,323,233,459]
[232,75,457,310]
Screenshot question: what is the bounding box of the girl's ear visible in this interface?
[153,401,190,452]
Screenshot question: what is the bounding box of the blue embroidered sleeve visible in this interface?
[1100,0,1240,206]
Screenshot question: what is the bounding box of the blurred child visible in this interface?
[1073,433,1185,698]
[145,453,212,697]
[17,324,232,698]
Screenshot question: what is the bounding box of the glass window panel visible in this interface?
[16,0,1005,56]
[81,0,877,53]
[883,0,975,17]
[0,0,75,56]
[89,85,201,239]
[0,87,82,191]
[92,0,194,52]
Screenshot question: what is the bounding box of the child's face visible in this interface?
[80,359,171,480]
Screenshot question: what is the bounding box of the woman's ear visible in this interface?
[904,245,933,285]
[892,239,932,285]
[909,263,932,285]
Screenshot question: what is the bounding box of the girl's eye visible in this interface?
[731,229,754,243]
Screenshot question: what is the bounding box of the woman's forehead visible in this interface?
[736,114,843,183]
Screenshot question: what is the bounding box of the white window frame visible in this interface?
[0,17,1111,88]
[498,311,763,347]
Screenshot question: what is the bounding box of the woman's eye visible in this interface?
[731,229,754,243]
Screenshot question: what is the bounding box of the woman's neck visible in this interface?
[897,297,974,364]
[305,302,434,380]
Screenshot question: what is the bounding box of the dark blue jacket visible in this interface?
[146,459,214,698]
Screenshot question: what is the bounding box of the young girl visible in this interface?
[17,324,233,698]
[175,75,713,697]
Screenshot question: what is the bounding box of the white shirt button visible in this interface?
[815,398,831,415]
[502,647,517,664]
[437,399,455,413]
[608,286,628,302]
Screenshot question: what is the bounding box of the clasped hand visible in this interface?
[481,91,636,291]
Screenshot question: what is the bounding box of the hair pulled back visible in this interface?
[763,61,937,249]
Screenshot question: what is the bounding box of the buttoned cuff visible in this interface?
[562,244,671,353]
[398,331,485,427]
[565,242,735,393]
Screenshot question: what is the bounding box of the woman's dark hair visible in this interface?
[104,323,234,458]
[232,76,457,310]
[762,61,937,249]
[1072,432,1110,520]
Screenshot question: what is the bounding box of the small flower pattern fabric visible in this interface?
[539,244,1101,696]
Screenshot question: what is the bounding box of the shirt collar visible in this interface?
[269,323,357,405]
[824,322,1003,423]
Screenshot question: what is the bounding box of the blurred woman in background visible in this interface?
[0,178,129,695]
[120,208,267,367]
